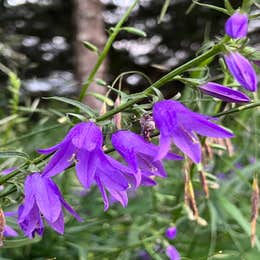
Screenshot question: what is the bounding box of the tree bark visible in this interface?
[73,0,107,109]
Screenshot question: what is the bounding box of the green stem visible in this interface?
[213,101,260,117]
[78,0,140,102]
[96,43,224,122]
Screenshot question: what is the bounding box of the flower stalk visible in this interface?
[78,0,140,102]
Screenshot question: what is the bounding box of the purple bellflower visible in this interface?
[18,173,82,238]
[111,131,183,187]
[199,82,250,103]
[166,245,181,260]
[38,122,130,211]
[153,100,234,163]
[165,226,177,240]
[224,52,257,92]
[225,12,248,39]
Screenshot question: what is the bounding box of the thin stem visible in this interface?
[213,101,260,117]
[78,0,140,102]
[96,43,224,122]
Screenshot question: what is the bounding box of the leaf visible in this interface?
[158,0,171,23]
[218,196,260,250]
[44,96,96,117]
[82,41,99,53]
[3,236,41,248]
[191,0,229,15]
[0,151,29,160]
[66,113,86,121]
[0,115,18,126]
[122,27,147,37]
[95,78,107,86]
[224,0,234,13]
[87,92,114,106]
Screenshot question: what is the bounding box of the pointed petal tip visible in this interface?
[199,82,251,103]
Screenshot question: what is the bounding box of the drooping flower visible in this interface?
[18,173,82,238]
[166,245,180,260]
[224,52,257,92]
[199,82,250,103]
[38,122,130,210]
[153,100,234,163]
[165,226,177,240]
[225,12,248,39]
[111,130,183,187]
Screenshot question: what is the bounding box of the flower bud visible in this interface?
[199,82,250,103]
[225,12,248,39]
[224,52,257,92]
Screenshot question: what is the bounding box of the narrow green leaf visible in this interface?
[0,115,18,125]
[95,78,107,86]
[224,0,234,14]
[218,196,260,250]
[3,236,41,248]
[0,151,29,160]
[66,113,86,121]
[87,92,114,106]
[159,0,171,23]
[192,0,229,15]
[82,41,99,53]
[122,27,147,37]
[44,96,96,117]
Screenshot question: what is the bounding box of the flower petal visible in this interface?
[34,175,62,222]
[141,175,157,186]
[75,149,98,189]
[42,142,74,178]
[47,211,64,235]
[107,188,128,208]
[71,122,103,150]
[181,112,234,138]
[4,225,18,237]
[95,176,109,211]
[171,124,201,163]
[18,175,35,222]
[47,178,83,222]
[154,134,172,161]
[37,142,64,155]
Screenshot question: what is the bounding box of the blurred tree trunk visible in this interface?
[73,0,107,109]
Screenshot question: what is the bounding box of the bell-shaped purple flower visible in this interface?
[165,226,177,240]
[18,173,82,238]
[38,122,130,211]
[225,12,248,39]
[111,131,183,187]
[199,82,250,103]
[224,52,257,92]
[166,245,180,260]
[153,100,234,163]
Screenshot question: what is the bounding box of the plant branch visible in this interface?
[78,0,140,101]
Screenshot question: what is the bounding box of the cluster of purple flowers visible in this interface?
[199,12,258,102]
[2,10,256,246]
[12,98,232,238]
